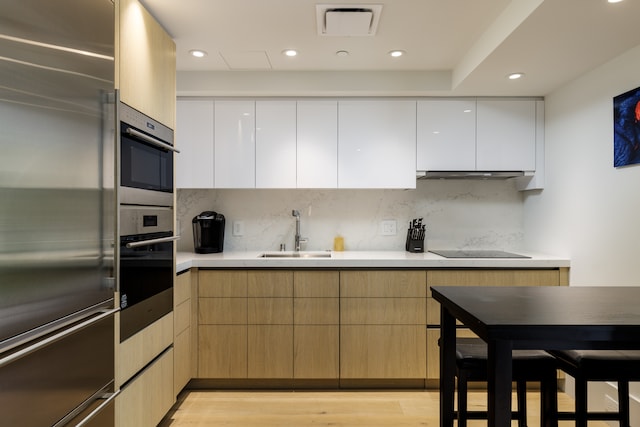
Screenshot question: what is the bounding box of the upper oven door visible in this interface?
[119,102,176,207]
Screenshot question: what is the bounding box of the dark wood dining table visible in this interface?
[431,285,640,427]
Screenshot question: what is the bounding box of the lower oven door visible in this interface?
[119,231,175,342]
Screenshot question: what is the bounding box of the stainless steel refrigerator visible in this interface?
[0,0,117,425]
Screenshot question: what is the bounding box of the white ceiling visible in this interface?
[140,0,640,97]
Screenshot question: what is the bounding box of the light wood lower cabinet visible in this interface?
[116,347,174,427]
[340,270,427,380]
[174,270,192,395]
[194,267,569,386]
[294,271,339,379]
[425,268,569,382]
[197,270,339,380]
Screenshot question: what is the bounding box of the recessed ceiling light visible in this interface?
[389,50,405,58]
[336,50,350,57]
[508,72,525,80]
[282,49,298,57]
[608,0,624,3]
[189,49,207,58]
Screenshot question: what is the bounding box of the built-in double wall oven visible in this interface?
[118,102,178,342]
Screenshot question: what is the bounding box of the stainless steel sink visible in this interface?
[258,251,331,259]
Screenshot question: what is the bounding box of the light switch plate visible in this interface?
[233,221,244,236]
[381,220,397,236]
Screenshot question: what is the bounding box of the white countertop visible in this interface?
[176,250,570,272]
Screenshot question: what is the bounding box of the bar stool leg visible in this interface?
[540,371,558,427]
[457,370,469,427]
[574,376,588,427]
[618,380,630,427]
[516,379,527,427]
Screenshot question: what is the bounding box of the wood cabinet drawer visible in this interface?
[199,298,247,324]
[175,298,191,335]
[294,298,339,324]
[248,271,293,297]
[199,270,247,297]
[341,298,426,324]
[341,271,426,297]
[248,297,293,324]
[294,271,339,297]
[175,270,191,306]
[426,269,559,294]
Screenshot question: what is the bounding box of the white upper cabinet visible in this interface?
[297,100,338,188]
[417,99,476,171]
[255,101,297,188]
[338,100,417,189]
[176,100,214,188]
[476,99,536,171]
[214,100,255,188]
[416,98,538,173]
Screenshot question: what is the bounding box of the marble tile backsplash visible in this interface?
[177,180,525,253]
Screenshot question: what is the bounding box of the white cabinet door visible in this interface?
[417,99,476,171]
[338,100,416,189]
[176,100,214,188]
[476,99,536,171]
[214,100,255,188]
[255,101,297,188]
[297,100,338,188]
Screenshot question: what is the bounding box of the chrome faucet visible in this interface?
[292,210,308,252]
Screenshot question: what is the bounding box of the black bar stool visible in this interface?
[549,350,640,427]
[454,338,559,427]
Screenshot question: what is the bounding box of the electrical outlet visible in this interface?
[381,220,397,236]
[232,221,245,236]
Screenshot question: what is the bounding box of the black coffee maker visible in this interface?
[192,211,225,253]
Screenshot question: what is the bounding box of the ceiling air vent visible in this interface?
[316,4,383,36]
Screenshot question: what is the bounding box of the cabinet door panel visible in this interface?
[338,100,416,189]
[294,325,339,379]
[176,100,214,188]
[118,0,176,128]
[248,325,293,378]
[214,100,255,188]
[340,325,426,379]
[476,99,536,171]
[297,100,338,188]
[198,325,247,378]
[256,101,297,188]
[417,99,476,171]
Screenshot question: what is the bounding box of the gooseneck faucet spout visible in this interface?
[292,210,307,252]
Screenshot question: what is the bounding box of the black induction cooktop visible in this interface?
[429,249,531,259]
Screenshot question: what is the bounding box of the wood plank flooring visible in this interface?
[160,389,596,427]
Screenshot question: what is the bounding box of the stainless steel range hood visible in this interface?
[417,171,526,180]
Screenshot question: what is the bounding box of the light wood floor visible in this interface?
[159,389,600,427]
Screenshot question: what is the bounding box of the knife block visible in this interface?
[405,231,425,253]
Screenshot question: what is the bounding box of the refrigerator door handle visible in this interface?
[0,308,118,368]
[71,389,120,427]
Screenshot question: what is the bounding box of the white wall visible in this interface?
[177,179,525,253]
[524,43,640,285]
[524,43,640,416]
